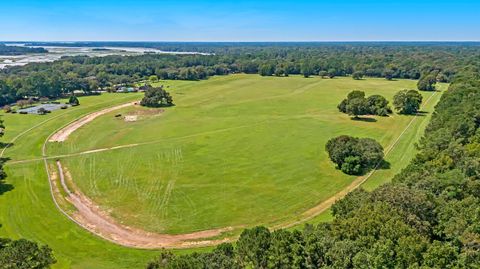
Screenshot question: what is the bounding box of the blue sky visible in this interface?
[1,0,479,41]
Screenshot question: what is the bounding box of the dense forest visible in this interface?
[1,43,480,105]
[0,44,47,56]
[146,66,480,269]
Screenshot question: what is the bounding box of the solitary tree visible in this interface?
[393,89,423,114]
[325,135,384,175]
[140,86,174,107]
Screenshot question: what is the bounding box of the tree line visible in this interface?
[0,44,47,56]
[1,44,479,106]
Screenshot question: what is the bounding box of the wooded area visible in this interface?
[1,43,477,106]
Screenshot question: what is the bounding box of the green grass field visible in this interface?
[0,74,444,268]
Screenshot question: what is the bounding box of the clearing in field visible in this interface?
[44,75,442,242]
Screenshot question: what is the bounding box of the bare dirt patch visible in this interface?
[52,161,233,248]
[124,115,138,122]
[124,108,165,121]
[49,102,137,142]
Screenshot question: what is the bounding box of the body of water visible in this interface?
[0,44,210,69]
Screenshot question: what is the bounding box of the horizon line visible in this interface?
[2,40,480,43]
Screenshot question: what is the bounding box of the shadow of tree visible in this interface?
[415,111,429,116]
[378,160,391,170]
[0,142,12,150]
[0,182,13,195]
[0,157,13,195]
[351,117,377,122]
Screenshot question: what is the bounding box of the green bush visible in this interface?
[69,95,80,106]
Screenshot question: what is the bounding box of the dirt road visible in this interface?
[53,161,233,248]
[49,102,136,142]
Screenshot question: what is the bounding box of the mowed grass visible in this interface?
[45,74,443,235]
[0,75,444,268]
[0,93,166,269]
[298,83,445,226]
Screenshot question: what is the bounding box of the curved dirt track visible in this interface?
[49,102,136,142]
[52,161,233,248]
[42,91,438,248]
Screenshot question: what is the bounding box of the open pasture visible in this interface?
[47,75,442,234]
[0,74,444,267]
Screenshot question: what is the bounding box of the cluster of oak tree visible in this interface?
[338,89,423,119]
[338,91,392,117]
[331,88,423,175]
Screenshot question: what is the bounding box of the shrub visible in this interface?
[37,107,48,115]
[3,105,11,113]
[16,100,29,108]
[69,96,80,106]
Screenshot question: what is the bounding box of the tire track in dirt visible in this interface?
[49,102,136,142]
[51,160,233,248]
